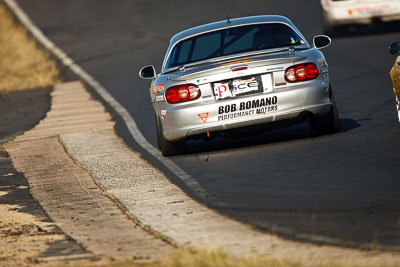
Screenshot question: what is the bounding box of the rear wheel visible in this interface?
[155,114,162,149]
[311,88,341,135]
[156,116,185,157]
[396,96,400,122]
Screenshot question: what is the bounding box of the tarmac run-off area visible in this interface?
[1,81,399,265]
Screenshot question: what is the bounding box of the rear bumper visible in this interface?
[186,103,331,139]
[323,5,400,26]
[327,14,400,26]
[160,79,331,141]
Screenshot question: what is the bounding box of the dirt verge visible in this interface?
[0,87,94,265]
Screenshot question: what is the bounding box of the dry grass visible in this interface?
[49,248,399,267]
[158,248,395,267]
[0,3,60,94]
[48,248,297,267]
[159,248,299,267]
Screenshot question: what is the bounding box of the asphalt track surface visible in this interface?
[16,0,400,249]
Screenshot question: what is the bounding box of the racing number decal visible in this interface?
[214,83,232,99]
[218,84,228,97]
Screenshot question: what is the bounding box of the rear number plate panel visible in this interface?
[213,75,270,100]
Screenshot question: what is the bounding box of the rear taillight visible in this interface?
[165,84,201,104]
[285,63,319,83]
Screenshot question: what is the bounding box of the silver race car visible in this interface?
[140,15,340,156]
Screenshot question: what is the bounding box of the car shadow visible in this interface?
[329,21,400,38]
[185,118,361,155]
[340,118,362,133]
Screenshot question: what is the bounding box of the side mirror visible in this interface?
[313,35,331,50]
[389,42,400,55]
[139,65,156,79]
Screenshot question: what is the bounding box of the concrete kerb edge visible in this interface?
[57,133,179,248]
[2,140,100,261]
[3,80,173,259]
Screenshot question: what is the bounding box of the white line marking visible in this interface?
[3,0,217,203]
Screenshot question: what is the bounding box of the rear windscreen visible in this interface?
[166,23,303,69]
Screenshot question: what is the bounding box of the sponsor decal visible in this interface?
[155,83,165,92]
[265,66,284,72]
[155,95,164,102]
[232,79,258,93]
[218,96,278,114]
[275,82,286,86]
[349,5,389,16]
[217,96,278,121]
[255,106,278,114]
[198,112,209,123]
[153,83,165,97]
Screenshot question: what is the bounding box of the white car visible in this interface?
[321,0,400,34]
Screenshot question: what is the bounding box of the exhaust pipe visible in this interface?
[299,112,311,122]
[203,130,211,141]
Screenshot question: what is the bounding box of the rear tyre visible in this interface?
[155,113,162,149]
[311,89,341,135]
[156,116,186,157]
[396,96,400,122]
